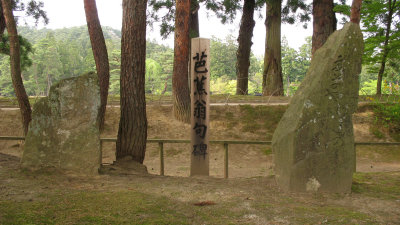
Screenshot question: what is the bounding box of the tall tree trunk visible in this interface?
[188,0,199,96]
[172,0,191,123]
[0,4,6,35]
[116,0,148,163]
[236,0,255,95]
[1,0,31,135]
[262,0,283,96]
[312,0,336,55]
[84,0,110,132]
[190,0,199,38]
[350,0,363,25]
[377,0,395,96]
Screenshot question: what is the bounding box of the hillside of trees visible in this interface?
[0,24,398,98]
[0,26,314,97]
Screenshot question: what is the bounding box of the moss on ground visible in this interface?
[352,172,400,200]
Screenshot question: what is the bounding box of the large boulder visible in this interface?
[272,23,363,193]
[21,72,101,175]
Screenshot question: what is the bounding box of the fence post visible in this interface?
[99,139,103,165]
[224,143,228,178]
[159,142,164,176]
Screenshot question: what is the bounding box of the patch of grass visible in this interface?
[369,126,385,139]
[373,103,400,141]
[292,206,377,224]
[352,172,400,199]
[225,111,234,120]
[263,147,272,155]
[239,105,286,134]
[0,190,246,225]
[356,145,400,162]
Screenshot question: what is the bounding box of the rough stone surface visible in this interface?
[21,72,101,175]
[272,23,363,193]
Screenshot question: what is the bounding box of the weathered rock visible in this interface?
[21,72,101,175]
[272,23,363,193]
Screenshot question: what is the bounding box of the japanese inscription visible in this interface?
[190,38,210,176]
[194,100,206,119]
[193,52,208,73]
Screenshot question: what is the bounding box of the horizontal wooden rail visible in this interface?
[2,136,400,178]
[101,138,271,145]
[3,136,399,146]
[0,136,25,141]
[354,142,400,146]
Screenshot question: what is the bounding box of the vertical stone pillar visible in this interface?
[190,38,210,176]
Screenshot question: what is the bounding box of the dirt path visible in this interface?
[1,152,400,224]
[1,104,400,224]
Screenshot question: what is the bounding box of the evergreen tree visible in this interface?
[116,0,148,163]
[84,0,110,131]
[1,0,31,135]
[262,0,283,96]
[172,0,191,123]
[362,0,399,95]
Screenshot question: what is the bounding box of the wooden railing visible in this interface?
[1,136,399,178]
[101,138,271,178]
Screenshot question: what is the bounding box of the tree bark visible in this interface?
[188,0,199,97]
[172,0,191,123]
[1,0,31,135]
[377,0,395,96]
[312,0,336,55]
[350,0,363,25]
[190,0,199,38]
[236,0,255,95]
[84,0,110,132]
[262,0,283,96]
[0,4,6,36]
[116,0,148,163]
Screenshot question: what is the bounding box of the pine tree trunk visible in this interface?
[377,0,394,96]
[172,0,191,123]
[1,0,31,135]
[84,0,110,132]
[236,0,255,95]
[350,0,363,25]
[312,0,336,55]
[190,0,199,38]
[188,0,199,99]
[116,0,148,163]
[0,5,6,35]
[262,0,283,96]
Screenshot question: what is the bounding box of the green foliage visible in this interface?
[210,35,237,80]
[360,80,378,95]
[210,76,237,95]
[148,0,242,38]
[0,26,174,97]
[209,35,264,95]
[365,83,400,141]
[281,0,311,28]
[0,34,33,71]
[361,0,400,85]
[2,0,49,27]
[281,36,311,96]
[374,103,400,140]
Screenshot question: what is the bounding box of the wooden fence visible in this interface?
[1,136,399,178]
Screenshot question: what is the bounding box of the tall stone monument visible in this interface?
[190,38,210,176]
[21,72,101,175]
[272,23,364,192]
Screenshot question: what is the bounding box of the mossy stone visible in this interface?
[272,23,364,193]
[21,72,101,175]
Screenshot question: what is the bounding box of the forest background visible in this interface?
[0,24,396,97]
